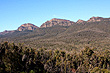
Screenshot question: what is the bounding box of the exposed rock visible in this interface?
[87,17,110,22]
[76,19,85,24]
[17,23,39,31]
[40,18,75,28]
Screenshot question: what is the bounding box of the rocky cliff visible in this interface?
[87,17,110,22]
[40,18,75,28]
[17,23,39,31]
[76,19,85,24]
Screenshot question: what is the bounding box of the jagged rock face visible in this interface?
[76,19,85,24]
[87,17,110,22]
[17,23,39,31]
[40,18,75,28]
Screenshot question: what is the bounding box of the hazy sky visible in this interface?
[0,0,110,32]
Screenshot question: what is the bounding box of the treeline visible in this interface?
[0,42,110,73]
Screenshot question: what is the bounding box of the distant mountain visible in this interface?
[17,23,39,31]
[40,18,75,28]
[1,17,110,34]
[0,16,110,50]
[0,30,15,35]
[0,23,38,35]
[87,17,110,22]
[41,17,110,28]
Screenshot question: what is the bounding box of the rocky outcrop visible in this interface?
[0,23,39,35]
[17,23,39,31]
[40,18,75,28]
[41,17,110,28]
[87,17,110,22]
[76,19,85,24]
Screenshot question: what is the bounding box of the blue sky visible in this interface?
[0,0,110,32]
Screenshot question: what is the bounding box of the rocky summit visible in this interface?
[40,18,75,28]
[87,17,110,22]
[76,19,85,24]
[17,23,39,31]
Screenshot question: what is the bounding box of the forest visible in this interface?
[0,42,110,73]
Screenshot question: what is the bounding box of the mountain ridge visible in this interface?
[40,18,75,28]
[0,16,110,35]
[0,18,110,50]
[87,16,110,22]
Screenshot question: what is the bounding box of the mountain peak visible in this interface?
[50,18,59,21]
[50,18,70,21]
[87,16,110,22]
[17,23,39,31]
[76,19,85,24]
[88,17,103,22]
[40,18,75,28]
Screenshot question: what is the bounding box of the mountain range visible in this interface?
[0,16,110,35]
[0,16,110,51]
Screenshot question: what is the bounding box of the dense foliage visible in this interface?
[0,42,110,73]
[0,42,47,73]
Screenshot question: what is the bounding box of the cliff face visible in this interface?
[41,17,110,28]
[17,23,39,31]
[87,17,110,22]
[40,18,75,28]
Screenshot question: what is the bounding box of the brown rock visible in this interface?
[40,18,75,28]
[87,17,110,22]
[76,19,85,24]
[17,23,39,31]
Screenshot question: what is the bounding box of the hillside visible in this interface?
[0,17,110,51]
